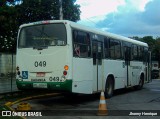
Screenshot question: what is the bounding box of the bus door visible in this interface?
[124,46,132,86]
[92,41,103,91]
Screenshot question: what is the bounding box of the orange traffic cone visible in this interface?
[97,91,108,116]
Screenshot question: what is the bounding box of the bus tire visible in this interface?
[135,74,144,90]
[105,76,114,98]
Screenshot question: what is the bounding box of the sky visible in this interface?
[75,0,160,38]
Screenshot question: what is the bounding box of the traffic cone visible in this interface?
[97,91,108,116]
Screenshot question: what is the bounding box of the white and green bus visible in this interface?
[16,20,151,98]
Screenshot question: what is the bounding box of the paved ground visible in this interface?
[1,79,160,119]
[8,79,160,119]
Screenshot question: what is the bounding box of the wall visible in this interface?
[0,53,18,93]
[0,53,16,78]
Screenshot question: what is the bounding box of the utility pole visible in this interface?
[59,0,63,20]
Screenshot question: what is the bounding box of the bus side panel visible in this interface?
[104,60,126,89]
[130,61,146,85]
[72,58,93,94]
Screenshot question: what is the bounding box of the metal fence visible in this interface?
[0,53,18,93]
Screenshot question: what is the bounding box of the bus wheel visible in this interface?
[105,76,114,98]
[135,75,144,90]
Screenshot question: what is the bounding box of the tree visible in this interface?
[0,2,18,52]
[0,0,81,53]
[16,0,81,25]
[131,36,160,64]
[154,37,160,66]
[62,0,81,21]
[140,36,160,67]
[141,36,155,51]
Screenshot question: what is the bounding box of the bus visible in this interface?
[16,20,151,98]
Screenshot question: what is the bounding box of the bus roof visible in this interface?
[19,20,148,47]
[69,21,148,47]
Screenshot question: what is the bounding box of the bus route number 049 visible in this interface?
[34,61,46,67]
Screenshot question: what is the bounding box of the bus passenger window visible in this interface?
[108,39,122,59]
[80,45,88,57]
[72,30,91,58]
[104,38,109,58]
[74,44,80,57]
[114,40,121,59]
[138,46,143,61]
[143,47,148,62]
[92,42,97,65]
[109,39,115,59]
[132,45,138,60]
[97,43,102,65]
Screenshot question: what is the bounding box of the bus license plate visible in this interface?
[36,72,45,77]
[33,83,47,88]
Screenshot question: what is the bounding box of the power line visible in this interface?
[79,15,110,31]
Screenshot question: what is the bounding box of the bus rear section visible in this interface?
[16,22,72,92]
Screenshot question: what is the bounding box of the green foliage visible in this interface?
[62,0,81,21]
[0,4,18,52]
[132,36,160,64]
[140,36,155,51]
[0,0,81,53]
[16,0,59,25]
[15,0,81,25]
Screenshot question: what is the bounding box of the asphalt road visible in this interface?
[11,79,160,119]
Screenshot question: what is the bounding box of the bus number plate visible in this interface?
[33,83,47,88]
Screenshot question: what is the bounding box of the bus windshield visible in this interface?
[18,23,67,49]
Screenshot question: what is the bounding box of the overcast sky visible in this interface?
[75,0,160,38]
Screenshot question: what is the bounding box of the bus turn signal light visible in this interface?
[64,65,69,70]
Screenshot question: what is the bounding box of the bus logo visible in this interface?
[22,71,28,79]
[2,111,11,116]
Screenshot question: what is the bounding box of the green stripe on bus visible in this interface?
[16,80,72,92]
